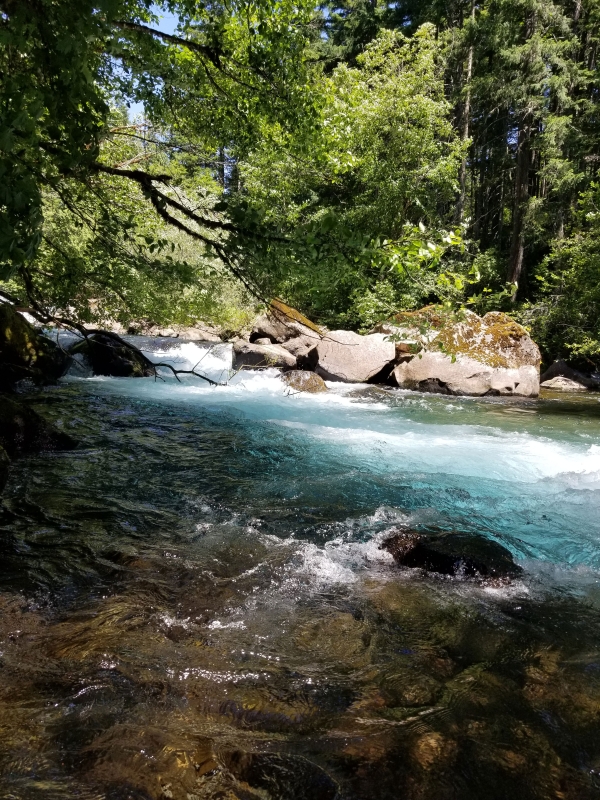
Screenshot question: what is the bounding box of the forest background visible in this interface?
[1,0,599,368]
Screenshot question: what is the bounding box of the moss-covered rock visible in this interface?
[281,370,328,393]
[250,299,324,344]
[0,303,71,389]
[389,309,541,396]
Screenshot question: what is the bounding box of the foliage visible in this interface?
[235,26,467,329]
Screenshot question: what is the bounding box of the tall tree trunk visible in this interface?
[508,119,531,291]
[455,0,475,223]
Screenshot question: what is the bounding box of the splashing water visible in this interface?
[1,337,600,800]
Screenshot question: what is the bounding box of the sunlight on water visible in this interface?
[1,337,600,800]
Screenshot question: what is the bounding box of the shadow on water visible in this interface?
[1,375,600,799]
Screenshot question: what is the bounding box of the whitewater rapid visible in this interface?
[64,337,600,571]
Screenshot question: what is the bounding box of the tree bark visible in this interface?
[508,119,531,291]
[455,0,475,224]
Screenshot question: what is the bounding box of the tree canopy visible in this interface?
[1,0,600,364]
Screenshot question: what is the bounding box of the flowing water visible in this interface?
[2,338,600,799]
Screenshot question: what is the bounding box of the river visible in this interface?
[1,337,600,799]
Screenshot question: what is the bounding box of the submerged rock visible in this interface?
[69,333,154,377]
[381,529,522,580]
[250,299,324,344]
[389,309,541,397]
[0,303,71,389]
[316,330,396,383]
[281,370,328,393]
[233,340,297,371]
[223,751,340,800]
[0,395,77,459]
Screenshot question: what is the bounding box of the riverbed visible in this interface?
[1,339,600,799]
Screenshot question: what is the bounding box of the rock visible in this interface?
[541,376,589,392]
[279,335,319,370]
[381,529,522,580]
[0,303,71,390]
[316,331,396,383]
[281,370,328,393]
[223,751,340,800]
[254,337,273,345]
[391,310,541,396]
[394,350,540,396]
[69,333,154,377]
[233,341,297,371]
[0,445,9,494]
[0,395,77,459]
[540,359,599,390]
[250,299,323,344]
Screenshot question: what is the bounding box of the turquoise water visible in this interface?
[1,338,600,799]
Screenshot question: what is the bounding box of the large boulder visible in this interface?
[0,303,71,389]
[281,370,328,393]
[70,333,154,377]
[233,341,297,371]
[391,310,541,397]
[382,529,522,580]
[315,331,396,383]
[250,299,323,345]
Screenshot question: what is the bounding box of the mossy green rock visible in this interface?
[0,303,71,388]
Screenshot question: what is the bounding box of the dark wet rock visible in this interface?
[233,340,296,371]
[382,529,522,580]
[0,445,9,493]
[282,370,328,393]
[222,751,341,800]
[280,334,319,370]
[69,333,154,377]
[316,330,396,383]
[0,303,71,390]
[0,395,77,459]
[250,299,324,344]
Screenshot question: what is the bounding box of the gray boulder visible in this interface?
[540,359,599,390]
[316,331,396,383]
[540,376,589,392]
[281,370,328,393]
[392,310,541,397]
[233,341,296,371]
[279,335,319,370]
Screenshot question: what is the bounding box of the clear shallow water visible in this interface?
[1,339,600,799]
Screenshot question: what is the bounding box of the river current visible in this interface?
[1,338,600,799]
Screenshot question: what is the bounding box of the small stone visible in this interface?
[281,370,328,393]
